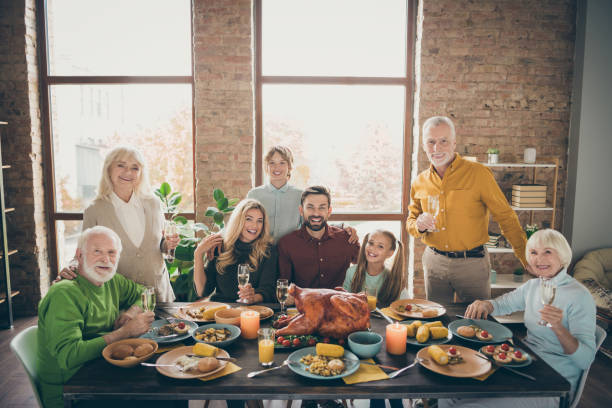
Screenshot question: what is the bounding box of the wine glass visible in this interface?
[538,277,556,326]
[237,264,250,303]
[276,279,289,315]
[427,195,440,232]
[164,220,178,263]
[141,286,156,313]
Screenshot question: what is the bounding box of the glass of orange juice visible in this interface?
[257,328,275,367]
[365,287,378,311]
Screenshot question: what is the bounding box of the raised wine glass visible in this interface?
[538,277,556,326]
[237,264,250,304]
[276,279,289,315]
[164,220,178,263]
[427,195,440,232]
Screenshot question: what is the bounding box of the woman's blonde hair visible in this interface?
[216,199,272,274]
[96,146,152,200]
[264,145,294,178]
[525,228,572,269]
[350,230,406,306]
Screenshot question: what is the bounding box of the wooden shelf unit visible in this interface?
[0,121,17,329]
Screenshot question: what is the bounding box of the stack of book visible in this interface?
[512,184,547,207]
[485,233,501,248]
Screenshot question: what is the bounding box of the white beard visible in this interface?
[80,255,118,286]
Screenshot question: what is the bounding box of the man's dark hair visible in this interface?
[300,185,331,206]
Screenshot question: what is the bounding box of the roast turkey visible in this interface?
[275,284,370,339]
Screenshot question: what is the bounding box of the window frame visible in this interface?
[254,0,416,246]
[37,0,196,275]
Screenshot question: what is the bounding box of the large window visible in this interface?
[40,0,194,273]
[256,0,415,286]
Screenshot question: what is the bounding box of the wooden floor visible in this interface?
[1,316,610,407]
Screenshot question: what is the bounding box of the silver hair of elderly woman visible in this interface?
[525,228,572,268]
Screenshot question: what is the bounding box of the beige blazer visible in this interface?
[83,196,175,302]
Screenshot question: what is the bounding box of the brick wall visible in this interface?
[0,0,49,316]
[192,0,254,224]
[414,0,577,296]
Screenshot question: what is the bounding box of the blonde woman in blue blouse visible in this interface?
[441,229,596,408]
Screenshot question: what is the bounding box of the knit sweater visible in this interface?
[83,196,175,302]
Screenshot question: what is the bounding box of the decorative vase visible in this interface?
[488,153,499,164]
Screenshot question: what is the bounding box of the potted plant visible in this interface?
[155,183,238,301]
[487,148,500,164]
[525,224,539,239]
[513,267,525,283]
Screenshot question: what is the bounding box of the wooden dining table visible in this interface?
[63,302,571,408]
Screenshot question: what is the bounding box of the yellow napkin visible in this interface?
[155,342,187,354]
[379,307,405,321]
[473,366,498,381]
[343,359,389,384]
[198,362,242,382]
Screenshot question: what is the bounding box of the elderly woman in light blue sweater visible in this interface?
[440,229,596,408]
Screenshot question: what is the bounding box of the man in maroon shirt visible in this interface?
[278,186,360,300]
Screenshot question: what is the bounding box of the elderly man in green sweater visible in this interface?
[37,225,155,408]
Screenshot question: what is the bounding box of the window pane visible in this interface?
[50,84,193,212]
[47,0,191,75]
[263,84,404,212]
[262,0,407,77]
[56,220,82,270]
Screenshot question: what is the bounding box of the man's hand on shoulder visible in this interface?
[343,225,359,244]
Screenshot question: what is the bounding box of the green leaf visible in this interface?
[154,189,163,200]
[228,198,239,206]
[213,188,224,201]
[213,211,224,224]
[173,215,188,225]
[169,194,182,206]
[221,206,234,213]
[175,244,195,261]
[159,182,171,197]
[217,197,229,211]
[205,207,217,217]
[192,223,209,232]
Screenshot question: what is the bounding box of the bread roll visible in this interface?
[197,357,220,373]
[134,343,154,357]
[422,309,438,318]
[457,326,475,338]
[112,344,134,360]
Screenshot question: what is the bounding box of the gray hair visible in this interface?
[78,226,123,254]
[422,116,456,141]
[96,146,152,201]
[525,229,572,269]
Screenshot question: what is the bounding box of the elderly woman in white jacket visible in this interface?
[57,146,179,302]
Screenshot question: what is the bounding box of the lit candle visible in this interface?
[240,310,260,339]
[386,322,407,355]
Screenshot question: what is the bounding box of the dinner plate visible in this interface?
[287,347,360,380]
[175,301,230,323]
[154,346,229,379]
[389,299,446,319]
[403,321,453,347]
[141,319,198,344]
[417,344,492,378]
[448,319,513,344]
[478,346,533,368]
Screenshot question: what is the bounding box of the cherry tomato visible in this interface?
[501,343,509,351]
[282,339,290,347]
[498,352,507,359]
[277,336,285,344]
[177,322,185,329]
[323,337,330,343]
[448,347,457,355]
[406,304,412,311]
[293,338,301,346]
[514,350,522,358]
[308,338,316,346]
[486,345,495,352]
[278,314,287,320]
[338,338,345,346]
[481,330,489,337]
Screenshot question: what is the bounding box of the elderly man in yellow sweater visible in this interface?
[37,226,154,408]
[407,116,527,304]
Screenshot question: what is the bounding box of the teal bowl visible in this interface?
[192,323,241,348]
[348,331,383,358]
